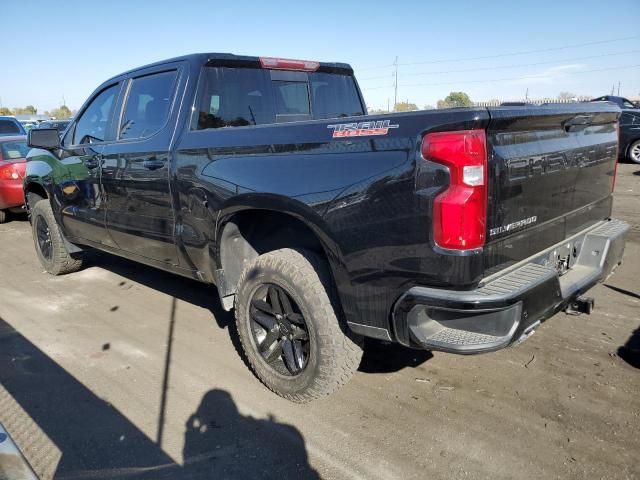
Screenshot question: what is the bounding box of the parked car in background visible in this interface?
[0,135,28,222]
[37,119,71,135]
[591,95,639,109]
[620,110,640,164]
[20,122,39,132]
[0,117,27,136]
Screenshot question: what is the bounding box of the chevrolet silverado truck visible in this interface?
[24,53,628,402]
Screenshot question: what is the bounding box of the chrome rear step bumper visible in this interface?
[392,218,629,353]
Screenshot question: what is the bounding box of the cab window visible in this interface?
[119,70,178,140]
[71,84,119,145]
[194,67,275,129]
[192,66,364,130]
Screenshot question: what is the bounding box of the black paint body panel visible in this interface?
[24,54,622,342]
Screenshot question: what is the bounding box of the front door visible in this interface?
[57,82,121,246]
[101,67,181,264]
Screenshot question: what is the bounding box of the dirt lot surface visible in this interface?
[0,164,638,480]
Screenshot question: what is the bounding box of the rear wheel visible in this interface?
[31,200,84,275]
[0,210,6,224]
[628,140,640,164]
[234,248,363,402]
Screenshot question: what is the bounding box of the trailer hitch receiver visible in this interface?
[566,296,595,315]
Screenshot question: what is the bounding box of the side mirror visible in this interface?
[28,128,61,150]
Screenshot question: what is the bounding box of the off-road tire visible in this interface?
[31,199,84,275]
[235,248,363,402]
[0,209,7,224]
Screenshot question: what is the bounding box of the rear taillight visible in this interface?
[422,129,488,250]
[259,57,320,72]
[0,163,21,180]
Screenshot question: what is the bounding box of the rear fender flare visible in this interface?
[214,193,351,305]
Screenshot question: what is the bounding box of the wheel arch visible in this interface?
[23,180,50,214]
[214,196,348,311]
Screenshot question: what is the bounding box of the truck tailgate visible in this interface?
[484,104,619,273]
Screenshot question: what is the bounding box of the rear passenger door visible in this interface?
[101,64,183,264]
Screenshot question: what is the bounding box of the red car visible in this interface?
[0,136,28,223]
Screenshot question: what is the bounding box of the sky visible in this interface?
[2,0,639,113]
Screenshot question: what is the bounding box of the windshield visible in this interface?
[0,140,29,160]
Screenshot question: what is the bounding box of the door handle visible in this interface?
[143,158,166,170]
[85,155,102,169]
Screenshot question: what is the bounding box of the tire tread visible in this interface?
[235,248,363,403]
[31,200,83,275]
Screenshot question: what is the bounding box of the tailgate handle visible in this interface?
[563,115,594,132]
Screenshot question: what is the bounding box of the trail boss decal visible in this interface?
[327,120,399,138]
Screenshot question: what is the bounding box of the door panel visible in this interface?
[101,65,182,264]
[102,149,176,263]
[57,145,114,244]
[57,81,122,245]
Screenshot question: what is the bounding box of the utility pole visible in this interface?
[611,84,615,95]
[393,56,398,112]
[387,98,390,113]
[525,88,529,102]
[617,81,621,96]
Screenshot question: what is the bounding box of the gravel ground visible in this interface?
[0,163,638,480]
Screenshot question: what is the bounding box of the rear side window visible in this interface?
[119,70,178,140]
[0,120,21,135]
[193,67,364,130]
[72,84,119,144]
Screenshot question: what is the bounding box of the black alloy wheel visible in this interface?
[249,283,310,375]
[35,214,53,261]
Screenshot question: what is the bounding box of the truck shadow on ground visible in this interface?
[618,327,640,369]
[0,317,319,479]
[359,339,433,373]
[84,250,433,373]
[604,283,640,300]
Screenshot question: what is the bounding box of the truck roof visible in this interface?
[111,53,354,80]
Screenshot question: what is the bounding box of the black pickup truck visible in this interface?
[25,53,628,402]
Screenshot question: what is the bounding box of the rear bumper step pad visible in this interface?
[392,218,629,353]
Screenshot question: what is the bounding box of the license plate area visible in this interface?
[543,240,580,276]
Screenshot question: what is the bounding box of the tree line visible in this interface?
[369,91,598,113]
[0,104,74,119]
[369,92,474,113]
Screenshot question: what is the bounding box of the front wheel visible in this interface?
[0,210,6,224]
[628,140,640,164]
[234,248,363,403]
[31,199,84,275]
